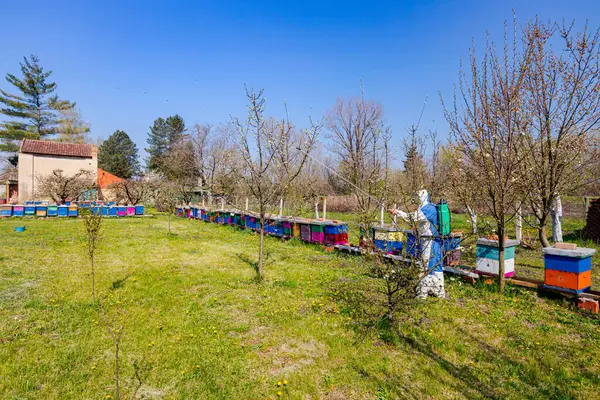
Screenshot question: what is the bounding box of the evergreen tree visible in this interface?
[166,114,186,144]
[98,130,140,179]
[145,117,170,171]
[145,114,186,171]
[0,55,74,157]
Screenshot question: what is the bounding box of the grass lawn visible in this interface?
[1,214,600,399]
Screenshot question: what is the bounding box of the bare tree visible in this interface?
[110,177,155,205]
[326,93,391,233]
[233,87,319,280]
[440,145,482,234]
[35,169,95,203]
[98,299,125,400]
[155,179,179,234]
[520,19,600,247]
[161,137,199,203]
[82,210,103,303]
[443,17,534,293]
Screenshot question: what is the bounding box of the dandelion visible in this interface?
[277,391,282,397]
[283,379,288,386]
[277,381,282,386]
[181,370,185,375]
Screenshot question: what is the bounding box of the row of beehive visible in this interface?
[0,204,144,218]
[176,206,349,246]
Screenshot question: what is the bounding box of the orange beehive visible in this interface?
[544,269,591,291]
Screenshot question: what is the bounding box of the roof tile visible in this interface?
[20,139,94,158]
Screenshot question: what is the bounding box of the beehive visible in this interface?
[324,224,349,246]
[47,205,58,217]
[36,205,47,217]
[126,206,135,216]
[101,206,110,216]
[292,222,301,238]
[12,205,24,217]
[300,224,311,242]
[58,205,68,217]
[68,205,79,217]
[108,206,118,217]
[543,247,595,294]
[135,205,144,215]
[117,206,127,217]
[0,205,12,217]
[443,234,462,266]
[475,238,519,277]
[310,223,325,243]
[24,205,36,216]
[371,225,403,254]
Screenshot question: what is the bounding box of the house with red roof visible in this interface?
[17,139,99,202]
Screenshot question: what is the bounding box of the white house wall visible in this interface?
[18,153,98,202]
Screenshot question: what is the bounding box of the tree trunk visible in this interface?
[91,256,95,303]
[497,225,506,294]
[115,341,120,400]
[466,206,477,234]
[168,213,171,234]
[515,205,522,243]
[258,215,265,281]
[538,223,550,248]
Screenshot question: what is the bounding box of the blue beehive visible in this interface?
[0,205,12,217]
[47,205,58,217]
[13,205,24,217]
[101,206,110,216]
[91,206,101,215]
[24,205,36,216]
[68,205,79,217]
[109,206,118,217]
[406,232,421,258]
[135,205,144,215]
[543,246,596,294]
[58,205,68,217]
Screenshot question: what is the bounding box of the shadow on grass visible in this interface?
[111,273,132,289]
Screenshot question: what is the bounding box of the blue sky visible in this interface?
[1,0,599,162]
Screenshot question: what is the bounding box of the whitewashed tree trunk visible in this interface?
[515,204,522,242]
[279,198,283,218]
[551,195,563,242]
[322,197,327,220]
[380,204,384,225]
[466,205,477,234]
[314,202,319,219]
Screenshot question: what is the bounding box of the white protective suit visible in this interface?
[393,189,445,299]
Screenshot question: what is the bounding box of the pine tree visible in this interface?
[145,114,186,171]
[145,117,170,171]
[0,55,74,157]
[166,114,186,144]
[98,130,140,179]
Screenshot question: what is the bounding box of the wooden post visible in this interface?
[279,198,283,218]
[393,203,397,224]
[322,197,327,220]
[380,204,384,225]
[245,197,249,211]
[314,202,319,219]
[515,204,522,243]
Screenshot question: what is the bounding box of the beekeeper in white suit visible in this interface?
[390,189,445,298]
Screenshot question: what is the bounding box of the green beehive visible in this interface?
[310,224,324,232]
